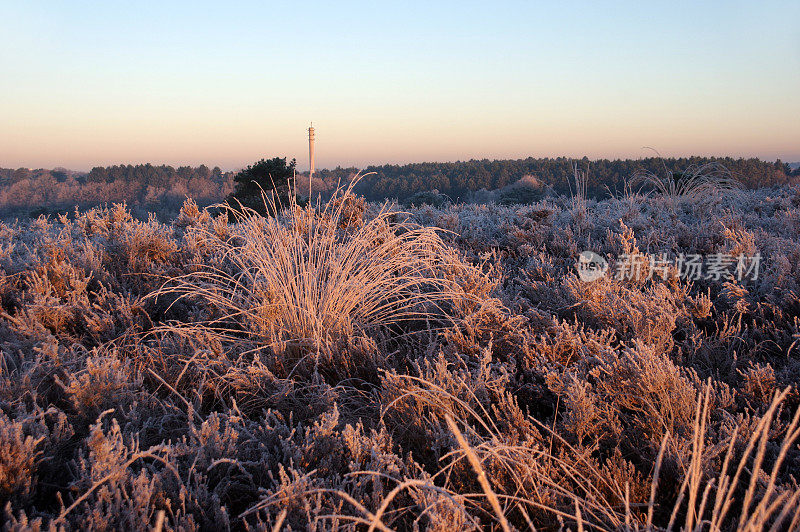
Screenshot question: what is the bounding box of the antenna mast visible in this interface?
[308,123,315,199]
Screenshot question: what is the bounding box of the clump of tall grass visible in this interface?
[632,160,739,200]
[151,179,477,362]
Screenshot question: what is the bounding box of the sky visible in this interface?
[1,1,798,172]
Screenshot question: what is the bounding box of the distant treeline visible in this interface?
[0,164,235,219]
[1,156,797,218]
[323,156,797,201]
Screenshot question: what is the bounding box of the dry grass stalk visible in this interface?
[444,414,511,532]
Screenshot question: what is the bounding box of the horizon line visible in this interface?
[6,152,799,175]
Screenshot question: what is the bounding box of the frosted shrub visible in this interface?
[0,413,44,503]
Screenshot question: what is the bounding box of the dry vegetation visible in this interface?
[1,182,799,531]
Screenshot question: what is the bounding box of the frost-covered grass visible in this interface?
[1,186,799,530]
[631,161,740,201]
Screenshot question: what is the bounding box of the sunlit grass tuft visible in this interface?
[152,179,476,355]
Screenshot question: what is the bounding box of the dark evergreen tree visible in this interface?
[226,157,300,216]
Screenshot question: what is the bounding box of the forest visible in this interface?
[0,165,235,220]
[350,156,797,201]
[1,156,796,219]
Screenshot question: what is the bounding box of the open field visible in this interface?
[1,185,799,530]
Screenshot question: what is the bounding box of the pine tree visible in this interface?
[226,157,299,216]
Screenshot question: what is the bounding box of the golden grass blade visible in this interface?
[445,414,511,532]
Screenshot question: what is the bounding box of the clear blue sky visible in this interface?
[1,0,798,171]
